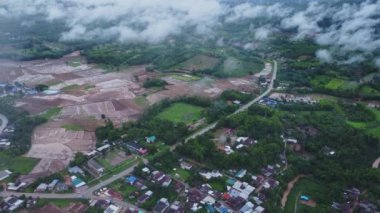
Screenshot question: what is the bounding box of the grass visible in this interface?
[347,109,380,138]
[134,96,149,107]
[61,124,83,131]
[169,74,201,82]
[311,76,359,91]
[109,180,137,201]
[359,85,380,97]
[208,177,228,192]
[219,57,264,77]
[40,107,62,120]
[156,103,204,124]
[175,54,220,71]
[36,198,86,208]
[284,177,328,213]
[0,152,39,174]
[171,168,190,181]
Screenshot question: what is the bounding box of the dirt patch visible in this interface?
[109,151,131,166]
[26,119,98,177]
[300,199,317,207]
[281,175,305,207]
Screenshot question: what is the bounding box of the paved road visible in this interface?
[0,114,8,134]
[0,60,278,211]
[180,60,278,146]
[0,162,141,210]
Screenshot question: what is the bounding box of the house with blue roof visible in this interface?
[146,136,157,143]
[125,175,138,185]
[300,195,310,201]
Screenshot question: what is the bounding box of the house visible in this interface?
[200,171,223,180]
[284,138,298,144]
[35,183,48,192]
[167,201,184,213]
[68,166,85,176]
[48,179,59,190]
[137,190,153,204]
[85,150,97,157]
[240,201,254,213]
[96,144,110,152]
[152,171,172,187]
[146,136,157,143]
[87,159,105,174]
[0,170,12,181]
[104,204,120,213]
[201,196,216,205]
[71,176,86,188]
[55,182,69,192]
[180,161,193,170]
[126,142,148,155]
[2,196,24,211]
[235,169,247,179]
[226,196,246,211]
[153,198,170,213]
[254,206,265,213]
[142,167,150,173]
[7,182,26,191]
[229,181,255,200]
[125,176,138,185]
[300,195,310,201]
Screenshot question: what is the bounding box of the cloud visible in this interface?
[254,26,273,40]
[316,49,333,63]
[375,58,380,68]
[226,3,292,22]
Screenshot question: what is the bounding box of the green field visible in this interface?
[40,107,62,120]
[359,86,380,97]
[134,96,149,107]
[175,54,220,71]
[156,103,204,124]
[219,57,263,77]
[347,109,380,138]
[311,76,359,91]
[168,74,201,82]
[109,180,137,201]
[61,124,83,131]
[0,152,39,174]
[35,199,86,208]
[284,177,329,213]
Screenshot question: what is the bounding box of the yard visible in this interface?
[0,152,39,174]
[108,180,138,201]
[284,177,329,213]
[156,103,204,125]
[95,149,131,170]
[171,168,190,181]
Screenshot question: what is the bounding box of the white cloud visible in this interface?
[375,58,380,68]
[316,49,333,63]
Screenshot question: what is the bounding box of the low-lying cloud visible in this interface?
[0,0,379,67]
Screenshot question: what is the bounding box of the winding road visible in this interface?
[0,114,8,134]
[179,60,278,146]
[0,60,278,211]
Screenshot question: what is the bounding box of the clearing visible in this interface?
[175,54,220,72]
[284,177,328,212]
[156,103,204,125]
[220,57,263,77]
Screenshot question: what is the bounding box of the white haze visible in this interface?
[0,0,379,67]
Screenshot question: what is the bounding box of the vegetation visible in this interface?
[0,152,39,174]
[61,124,83,131]
[156,103,204,124]
[143,78,168,88]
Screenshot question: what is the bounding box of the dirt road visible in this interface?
[281,174,305,208]
[0,114,8,134]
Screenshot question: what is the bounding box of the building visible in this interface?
[153,198,170,213]
[87,159,105,174]
[71,176,86,188]
[146,136,157,143]
[125,176,138,185]
[104,204,120,213]
[126,142,148,155]
[55,182,69,192]
[0,170,12,181]
[68,166,85,176]
[97,144,110,152]
[137,190,153,204]
[35,183,48,192]
[7,182,26,191]
[2,196,24,211]
[48,179,59,190]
